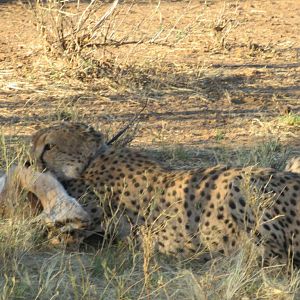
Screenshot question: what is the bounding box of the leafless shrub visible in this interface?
[29,0,121,60]
[211,1,240,50]
[26,0,206,81]
[28,1,168,59]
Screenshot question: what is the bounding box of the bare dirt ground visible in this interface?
[0,0,300,299]
[0,0,299,165]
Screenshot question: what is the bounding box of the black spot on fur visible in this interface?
[229,200,236,209]
[234,186,240,193]
[239,197,246,207]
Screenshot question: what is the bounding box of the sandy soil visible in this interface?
[0,0,299,164]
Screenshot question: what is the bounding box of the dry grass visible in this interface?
[1,0,300,298]
[0,131,299,299]
[1,222,300,299]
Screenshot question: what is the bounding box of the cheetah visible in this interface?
[30,122,300,266]
[285,157,300,174]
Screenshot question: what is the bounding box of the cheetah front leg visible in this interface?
[0,165,91,231]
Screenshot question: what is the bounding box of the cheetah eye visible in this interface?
[44,143,55,151]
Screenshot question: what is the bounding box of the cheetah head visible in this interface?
[31,122,107,180]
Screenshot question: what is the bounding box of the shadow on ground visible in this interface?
[1,61,299,135]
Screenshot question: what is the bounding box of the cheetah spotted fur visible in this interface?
[31,123,300,265]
